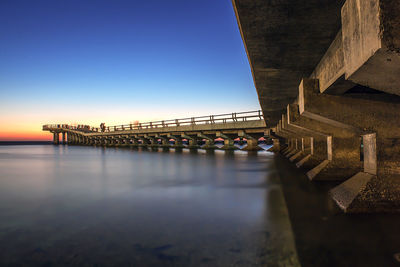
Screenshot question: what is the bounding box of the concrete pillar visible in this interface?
[149,137,158,147]
[160,137,170,147]
[70,134,75,144]
[130,137,139,146]
[139,137,150,146]
[183,134,199,149]
[216,132,237,150]
[222,138,236,150]
[204,139,215,149]
[66,132,71,144]
[62,132,66,145]
[114,137,122,147]
[198,133,216,149]
[242,138,261,151]
[124,136,131,146]
[110,138,117,146]
[102,138,108,146]
[172,136,184,148]
[53,132,59,145]
[106,138,112,146]
[271,138,281,152]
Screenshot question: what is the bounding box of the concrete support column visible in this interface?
[172,136,183,148]
[130,137,139,146]
[139,137,149,146]
[53,132,59,145]
[271,138,281,152]
[243,138,260,151]
[62,132,66,145]
[197,133,215,149]
[184,134,199,149]
[70,134,75,144]
[114,137,122,147]
[216,132,237,150]
[110,138,117,146]
[106,138,111,146]
[222,138,236,150]
[149,137,158,147]
[204,139,215,149]
[66,132,71,144]
[124,137,131,146]
[160,137,170,147]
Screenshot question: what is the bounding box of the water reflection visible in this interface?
[0,145,296,266]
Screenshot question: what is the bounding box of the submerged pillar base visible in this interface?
[242,139,262,151]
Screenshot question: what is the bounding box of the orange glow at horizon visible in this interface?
[0,131,51,141]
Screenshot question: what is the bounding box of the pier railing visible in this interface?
[43,110,264,133]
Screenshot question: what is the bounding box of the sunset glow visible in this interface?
[0,1,259,141]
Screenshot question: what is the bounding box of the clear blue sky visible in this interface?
[0,0,259,140]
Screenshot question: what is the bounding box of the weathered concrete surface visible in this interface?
[310,30,355,94]
[232,0,345,125]
[341,0,400,94]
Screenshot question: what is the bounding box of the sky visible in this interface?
[0,0,259,141]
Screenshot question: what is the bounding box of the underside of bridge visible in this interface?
[232,0,346,126]
[233,0,400,212]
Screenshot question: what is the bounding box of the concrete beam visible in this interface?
[232,0,345,125]
[341,0,400,95]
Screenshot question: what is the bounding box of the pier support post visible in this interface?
[171,136,184,148]
[197,133,216,149]
[53,132,59,145]
[130,136,139,146]
[273,138,282,152]
[160,137,170,147]
[242,139,260,151]
[216,132,237,150]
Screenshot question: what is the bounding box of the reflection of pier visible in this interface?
[43,110,268,151]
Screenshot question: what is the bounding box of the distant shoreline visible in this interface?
[0,141,53,146]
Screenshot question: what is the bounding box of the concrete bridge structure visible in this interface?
[233,0,400,212]
[43,111,268,151]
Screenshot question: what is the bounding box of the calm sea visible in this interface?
[0,145,298,266]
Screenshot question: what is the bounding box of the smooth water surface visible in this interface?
[0,145,298,266]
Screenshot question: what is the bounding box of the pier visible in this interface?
[43,110,268,151]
